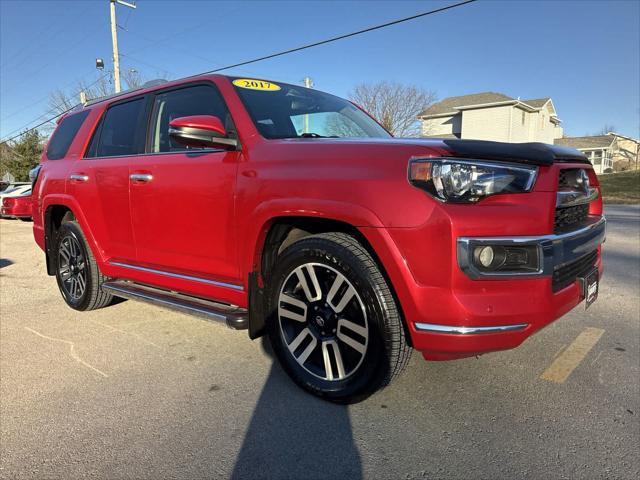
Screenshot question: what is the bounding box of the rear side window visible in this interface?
[89,98,145,158]
[46,111,90,160]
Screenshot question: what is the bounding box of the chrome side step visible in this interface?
[102,280,248,330]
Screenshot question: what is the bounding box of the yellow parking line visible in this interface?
[540,327,605,383]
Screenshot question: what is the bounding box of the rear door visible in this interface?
[129,82,241,285]
[70,97,148,262]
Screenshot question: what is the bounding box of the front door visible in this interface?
[129,83,241,285]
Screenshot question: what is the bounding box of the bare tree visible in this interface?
[48,75,114,115]
[348,81,437,137]
[598,124,616,135]
[121,69,144,90]
[47,69,159,115]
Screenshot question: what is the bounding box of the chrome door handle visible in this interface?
[130,173,153,183]
[69,174,89,182]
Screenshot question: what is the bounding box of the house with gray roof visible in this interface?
[419,92,563,144]
[554,134,639,174]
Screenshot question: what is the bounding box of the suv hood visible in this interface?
[279,137,588,166]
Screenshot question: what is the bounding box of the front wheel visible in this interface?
[266,232,411,403]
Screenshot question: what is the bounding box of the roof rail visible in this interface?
[82,78,169,107]
[142,79,169,88]
[83,85,146,107]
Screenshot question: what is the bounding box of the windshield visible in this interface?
[231,78,391,139]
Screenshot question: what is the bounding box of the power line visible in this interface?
[1,69,99,123]
[0,74,110,143]
[194,0,477,76]
[0,0,476,146]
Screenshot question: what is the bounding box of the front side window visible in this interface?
[92,98,145,158]
[149,84,232,153]
[46,110,90,160]
[232,78,391,139]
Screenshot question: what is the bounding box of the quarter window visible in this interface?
[90,98,146,158]
[46,111,89,160]
[149,84,232,153]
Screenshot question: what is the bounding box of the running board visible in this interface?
[101,280,248,330]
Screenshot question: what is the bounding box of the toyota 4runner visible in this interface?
[31,75,605,402]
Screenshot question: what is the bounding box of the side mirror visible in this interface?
[168,115,238,150]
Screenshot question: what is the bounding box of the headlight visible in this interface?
[408,158,538,203]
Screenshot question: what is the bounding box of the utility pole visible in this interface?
[303,76,313,134]
[109,0,136,94]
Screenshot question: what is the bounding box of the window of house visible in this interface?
[592,150,603,165]
[46,110,90,160]
[149,84,233,153]
[88,98,146,158]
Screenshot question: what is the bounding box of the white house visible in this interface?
[419,92,563,144]
[554,135,620,174]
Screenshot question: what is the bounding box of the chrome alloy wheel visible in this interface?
[58,235,87,301]
[277,263,369,381]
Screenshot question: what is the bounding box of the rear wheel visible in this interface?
[54,219,113,311]
[266,232,411,403]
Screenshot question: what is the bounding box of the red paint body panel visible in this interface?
[32,74,605,361]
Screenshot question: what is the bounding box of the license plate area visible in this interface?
[579,268,599,310]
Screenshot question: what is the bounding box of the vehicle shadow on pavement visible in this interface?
[231,337,362,480]
[0,258,14,269]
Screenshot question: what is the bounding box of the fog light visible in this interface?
[477,246,494,267]
[471,244,540,274]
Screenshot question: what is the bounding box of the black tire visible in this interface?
[19,217,32,222]
[54,219,113,311]
[266,232,411,403]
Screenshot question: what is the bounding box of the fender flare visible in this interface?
[244,198,385,339]
[41,194,106,266]
[242,197,384,278]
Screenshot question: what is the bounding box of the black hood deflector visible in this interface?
[442,139,589,166]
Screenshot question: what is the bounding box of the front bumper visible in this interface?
[456,216,606,279]
[361,213,606,361]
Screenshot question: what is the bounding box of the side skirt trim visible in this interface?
[108,261,244,291]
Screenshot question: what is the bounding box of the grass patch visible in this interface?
[598,170,640,204]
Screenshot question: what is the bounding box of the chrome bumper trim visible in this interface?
[457,216,606,279]
[415,322,529,334]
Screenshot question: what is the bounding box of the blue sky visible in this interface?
[1,0,639,140]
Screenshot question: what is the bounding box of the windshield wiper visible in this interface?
[299,133,338,138]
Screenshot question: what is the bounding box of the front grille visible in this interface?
[554,203,589,233]
[558,168,583,189]
[552,250,597,292]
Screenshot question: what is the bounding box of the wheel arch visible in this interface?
[247,214,410,344]
[42,196,104,275]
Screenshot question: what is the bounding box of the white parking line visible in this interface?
[24,326,109,378]
[540,327,605,383]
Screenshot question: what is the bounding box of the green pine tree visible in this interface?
[0,130,43,181]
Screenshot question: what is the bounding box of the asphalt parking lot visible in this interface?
[1,205,638,480]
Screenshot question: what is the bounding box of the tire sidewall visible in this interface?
[266,238,392,402]
[54,222,94,311]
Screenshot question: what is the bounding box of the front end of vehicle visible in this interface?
[384,142,605,360]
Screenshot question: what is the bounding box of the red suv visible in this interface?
[31,75,605,402]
